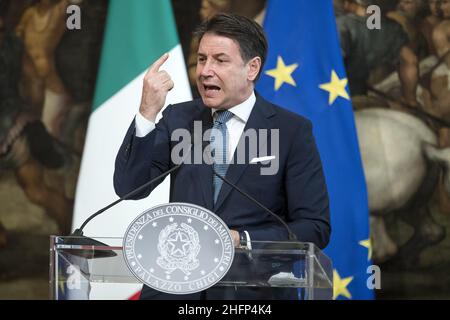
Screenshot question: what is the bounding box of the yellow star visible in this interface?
[319,70,350,105]
[333,269,353,300]
[359,238,372,260]
[265,56,298,91]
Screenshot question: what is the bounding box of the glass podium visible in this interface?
[49,236,333,300]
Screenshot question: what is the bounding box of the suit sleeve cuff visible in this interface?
[135,112,155,137]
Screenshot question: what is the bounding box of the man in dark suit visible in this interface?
[114,13,330,300]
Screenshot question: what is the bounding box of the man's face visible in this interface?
[200,0,229,21]
[441,0,450,17]
[428,0,442,16]
[399,0,420,18]
[196,33,256,109]
[200,0,215,21]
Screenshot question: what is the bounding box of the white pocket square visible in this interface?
[250,155,276,164]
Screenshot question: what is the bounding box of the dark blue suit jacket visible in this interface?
[114,93,330,299]
[114,93,330,249]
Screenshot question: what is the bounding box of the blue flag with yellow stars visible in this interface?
[257,0,374,299]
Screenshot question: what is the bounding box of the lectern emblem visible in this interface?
[123,203,234,294]
[156,223,200,275]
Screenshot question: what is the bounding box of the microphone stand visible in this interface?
[64,164,182,258]
[212,168,298,242]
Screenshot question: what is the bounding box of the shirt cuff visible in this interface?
[135,112,155,137]
[244,230,252,250]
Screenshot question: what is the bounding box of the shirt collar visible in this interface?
[211,91,256,123]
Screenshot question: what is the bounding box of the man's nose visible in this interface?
[200,59,215,77]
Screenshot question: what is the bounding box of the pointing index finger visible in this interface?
[148,53,169,74]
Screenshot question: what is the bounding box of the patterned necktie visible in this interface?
[210,110,234,204]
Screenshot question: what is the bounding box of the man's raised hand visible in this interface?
[139,53,175,122]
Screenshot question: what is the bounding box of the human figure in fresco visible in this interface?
[433,0,450,67]
[416,0,450,121]
[388,0,428,59]
[368,1,450,215]
[15,0,81,137]
[418,0,450,214]
[0,16,73,248]
[420,0,443,56]
[336,0,420,107]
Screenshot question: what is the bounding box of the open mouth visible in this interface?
[203,85,221,93]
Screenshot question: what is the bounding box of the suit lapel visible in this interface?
[195,103,214,211]
[213,94,276,212]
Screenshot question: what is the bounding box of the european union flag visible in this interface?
[257,0,374,299]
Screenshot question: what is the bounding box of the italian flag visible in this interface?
[72,0,191,299]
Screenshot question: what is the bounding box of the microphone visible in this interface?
[72,164,181,237]
[68,116,198,258]
[66,164,182,258]
[211,167,298,242]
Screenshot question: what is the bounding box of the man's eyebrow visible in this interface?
[197,52,230,58]
[214,53,230,58]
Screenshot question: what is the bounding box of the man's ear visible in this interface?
[247,57,262,82]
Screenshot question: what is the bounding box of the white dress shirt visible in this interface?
[135,92,256,163]
[134,91,256,248]
[210,92,255,162]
